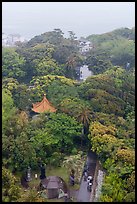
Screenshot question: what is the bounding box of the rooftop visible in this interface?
[32,95,56,113]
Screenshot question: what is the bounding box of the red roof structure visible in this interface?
[32,94,56,113]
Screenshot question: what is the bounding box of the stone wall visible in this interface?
[89,160,99,202]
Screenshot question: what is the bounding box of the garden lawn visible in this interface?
[46,166,69,184]
[17,166,69,190]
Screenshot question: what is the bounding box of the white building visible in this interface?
[78,38,93,54]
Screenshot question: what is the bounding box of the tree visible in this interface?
[18,189,46,202]
[30,113,82,157]
[89,121,116,138]
[25,29,64,47]
[2,89,16,134]
[2,167,21,202]
[47,81,79,106]
[78,72,132,116]
[86,27,135,70]
[12,132,37,171]
[100,173,127,202]
[68,31,77,41]
[126,171,135,192]
[59,98,90,117]
[16,42,65,82]
[2,47,26,82]
[76,107,92,135]
[29,75,78,107]
[59,98,92,147]
[65,54,83,79]
[86,50,113,74]
[34,57,64,76]
[11,83,31,110]
[124,192,135,202]
[3,109,29,138]
[3,133,37,172]
[63,152,86,183]
[90,134,118,160]
[2,77,19,92]
[115,149,135,166]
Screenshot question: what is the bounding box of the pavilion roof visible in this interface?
[32,95,56,113]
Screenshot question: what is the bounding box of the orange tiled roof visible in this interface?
[32,95,56,113]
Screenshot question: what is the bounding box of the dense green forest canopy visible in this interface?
[2,27,135,202]
[86,27,135,74]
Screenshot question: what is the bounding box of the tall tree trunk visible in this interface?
[81,126,84,149]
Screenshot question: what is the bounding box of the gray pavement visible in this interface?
[77,177,91,202]
[77,151,97,202]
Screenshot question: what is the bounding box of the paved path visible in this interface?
[77,151,97,202]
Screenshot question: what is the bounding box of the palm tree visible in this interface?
[76,107,92,147]
[66,54,82,79]
[66,55,77,79]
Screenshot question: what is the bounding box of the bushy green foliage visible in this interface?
[18,189,46,202]
[30,113,82,157]
[29,75,78,106]
[2,89,16,134]
[78,68,134,117]
[15,29,81,82]
[2,167,21,202]
[99,173,127,202]
[2,27,135,202]
[88,111,135,202]
[86,27,135,73]
[16,42,65,82]
[63,152,86,183]
[2,47,26,82]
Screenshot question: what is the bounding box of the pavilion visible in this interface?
[31,94,56,116]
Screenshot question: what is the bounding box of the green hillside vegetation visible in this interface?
[86,27,135,74]
[2,28,135,202]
